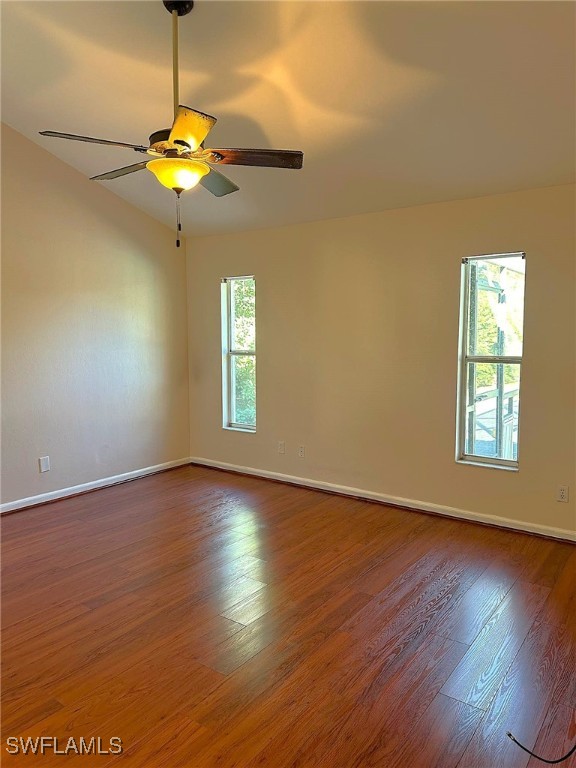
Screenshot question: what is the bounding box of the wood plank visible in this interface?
[1,601,91,651]
[459,619,575,767]
[187,630,358,767]
[537,548,576,626]
[440,580,550,709]
[438,563,516,645]
[385,693,483,768]
[514,536,574,588]
[527,703,576,768]
[1,596,239,719]
[188,587,371,729]
[102,715,209,768]
[247,632,469,767]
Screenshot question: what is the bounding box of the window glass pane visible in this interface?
[464,363,520,461]
[231,355,256,427]
[467,256,525,357]
[231,279,255,352]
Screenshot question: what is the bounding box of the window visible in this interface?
[221,276,256,431]
[457,252,526,468]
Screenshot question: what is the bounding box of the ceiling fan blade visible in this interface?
[39,131,148,152]
[168,105,217,152]
[200,168,239,197]
[90,162,148,181]
[207,148,303,169]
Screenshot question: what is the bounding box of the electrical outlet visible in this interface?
[298,445,305,458]
[38,456,50,473]
[278,440,285,455]
[557,485,569,503]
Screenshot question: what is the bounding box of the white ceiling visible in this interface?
[2,1,575,237]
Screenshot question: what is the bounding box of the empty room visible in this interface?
[1,1,575,766]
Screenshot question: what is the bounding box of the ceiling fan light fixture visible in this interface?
[146,157,209,192]
[39,1,303,248]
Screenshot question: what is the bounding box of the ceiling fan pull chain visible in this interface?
[175,192,182,248]
[172,10,179,120]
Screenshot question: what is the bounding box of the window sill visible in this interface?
[456,458,518,472]
[223,426,256,434]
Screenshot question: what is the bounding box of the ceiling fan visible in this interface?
[39,0,304,245]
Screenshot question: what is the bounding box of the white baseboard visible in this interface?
[190,456,576,543]
[3,455,574,543]
[0,458,192,514]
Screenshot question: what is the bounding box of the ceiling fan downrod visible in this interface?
[172,10,178,119]
[162,1,194,119]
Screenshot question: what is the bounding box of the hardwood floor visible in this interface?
[1,464,574,767]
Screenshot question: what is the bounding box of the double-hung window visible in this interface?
[457,252,526,468]
[221,276,256,431]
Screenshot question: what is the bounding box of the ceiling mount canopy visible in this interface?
[39,0,304,246]
[162,1,194,16]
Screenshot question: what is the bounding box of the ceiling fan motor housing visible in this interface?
[148,128,198,157]
[148,128,177,155]
[162,1,194,16]
[149,129,171,144]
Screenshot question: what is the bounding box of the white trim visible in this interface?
[221,275,254,283]
[189,456,576,543]
[3,455,573,543]
[456,458,518,472]
[456,253,526,469]
[0,458,191,514]
[465,356,522,365]
[462,251,526,264]
[221,275,256,431]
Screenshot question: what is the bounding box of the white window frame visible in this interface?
[456,252,526,470]
[221,276,256,432]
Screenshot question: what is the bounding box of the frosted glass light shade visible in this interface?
[146,158,209,192]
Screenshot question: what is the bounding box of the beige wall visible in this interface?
[187,184,575,536]
[2,123,574,537]
[1,125,190,504]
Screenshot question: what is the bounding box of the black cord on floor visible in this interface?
[507,732,576,764]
